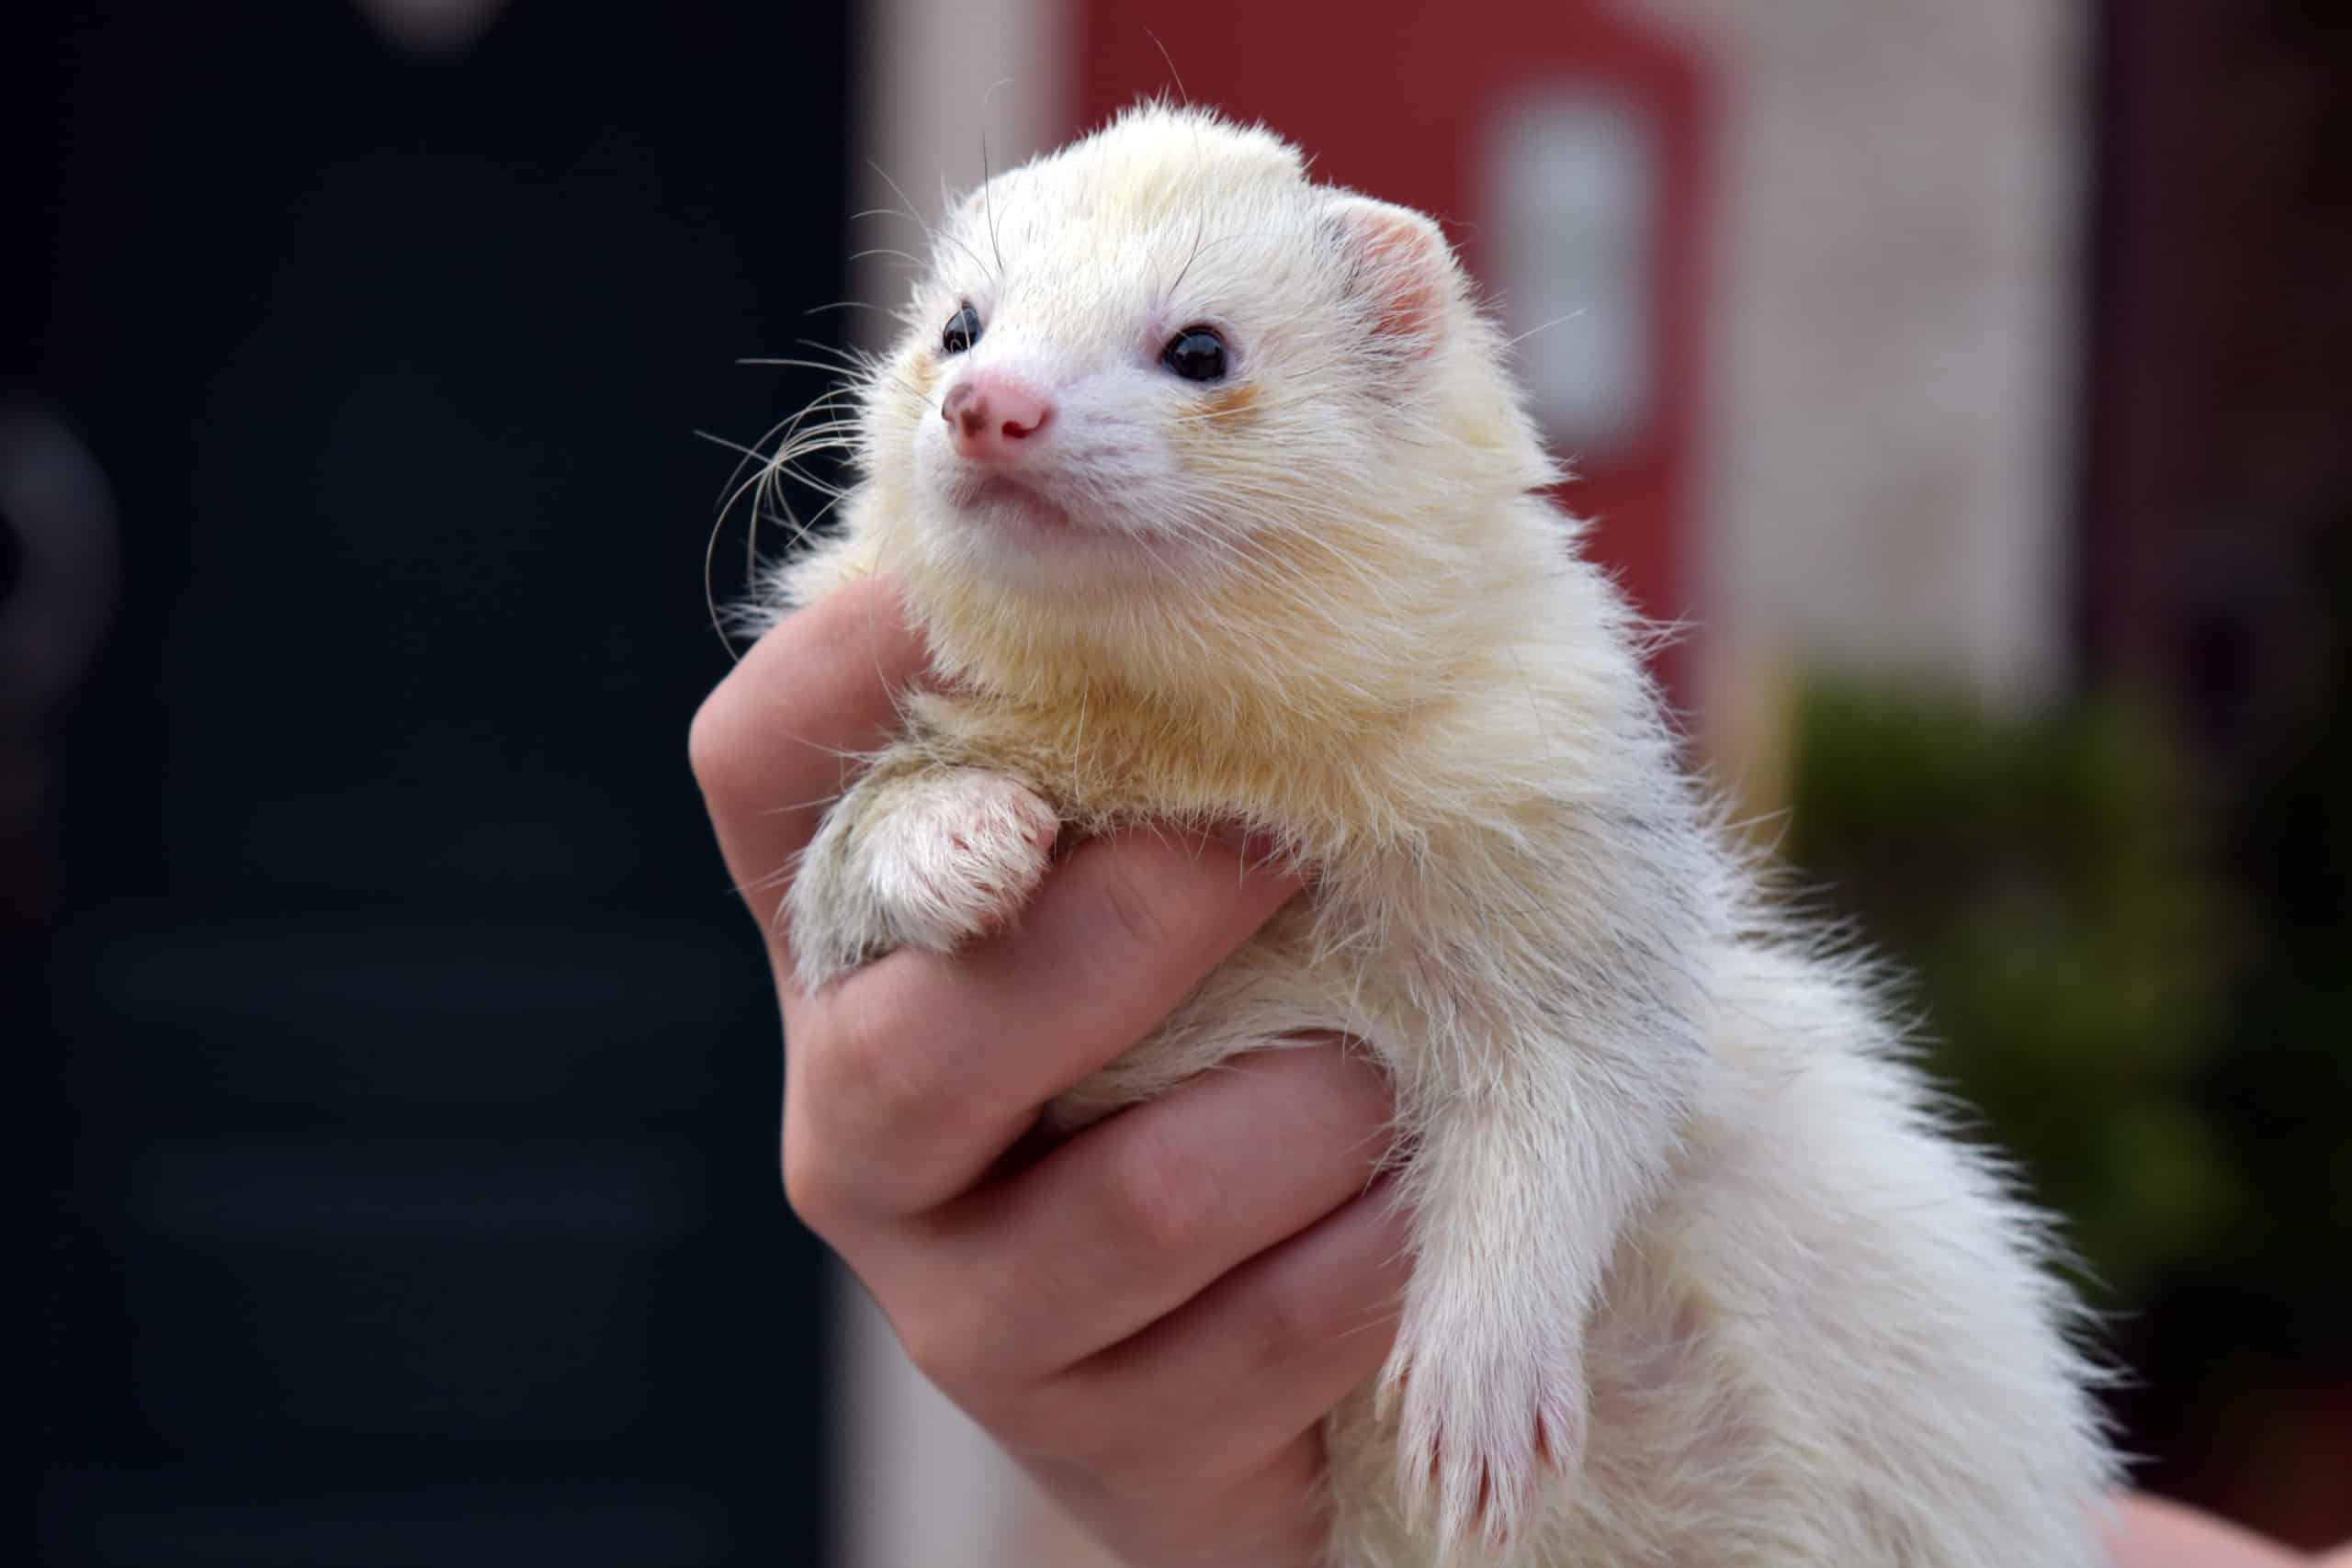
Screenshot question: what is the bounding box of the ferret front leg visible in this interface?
[1379,985,1705,1553]
[787,745,1058,991]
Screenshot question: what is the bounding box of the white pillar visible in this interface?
[832,24,1114,1568]
[849,0,1075,355]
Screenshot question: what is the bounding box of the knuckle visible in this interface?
[1077,1428,1159,1498]
[1022,1391,1154,1495]
[1251,1256,1348,1361]
[976,1379,1066,1460]
[1023,1365,1242,1503]
[777,1114,846,1234]
[806,997,938,1147]
[896,1301,986,1397]
[790,990,988,1214]
[686,676,762,809]
[955,1367,1046,1450]
[1098,1117,1216,1262]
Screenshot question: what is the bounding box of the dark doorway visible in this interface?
[16,4,853,1562]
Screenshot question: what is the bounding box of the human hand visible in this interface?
[2108,1493,2346,1565]
[690,577,1411,1567]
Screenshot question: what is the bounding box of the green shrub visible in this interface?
[1782,685,2239,1302]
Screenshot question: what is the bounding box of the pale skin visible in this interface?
[689,575,2345,1568]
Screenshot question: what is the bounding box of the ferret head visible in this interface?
[848,104,1562,722]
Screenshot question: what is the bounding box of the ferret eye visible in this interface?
[940,303,983,355]
[1161,325,1228,383]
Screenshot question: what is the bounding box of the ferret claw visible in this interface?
[1383,1315,1587,1555]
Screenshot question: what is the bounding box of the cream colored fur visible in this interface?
[759,105,2117,1565]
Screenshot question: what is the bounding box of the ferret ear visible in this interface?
[1324,196,1454,354]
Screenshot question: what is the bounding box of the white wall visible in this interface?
[1631,0,2087,716]
[848,0,1074,355]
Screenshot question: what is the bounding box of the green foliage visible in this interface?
[1782,686,2241,1303]
[1785,636,2352,1348]
[1778,549,2352,1529]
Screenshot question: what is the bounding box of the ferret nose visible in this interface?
[942,373,1054,460]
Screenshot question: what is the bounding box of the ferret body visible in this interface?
[764,106,2117,1565]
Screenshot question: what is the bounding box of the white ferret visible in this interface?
[761,106,2118,1566]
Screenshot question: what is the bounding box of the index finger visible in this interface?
[688,575,929,953]
[782,829,1304,1217]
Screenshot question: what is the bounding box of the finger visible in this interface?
[926,1045,1396,1380]
[688,574,928,949]
[1023,1180,1410,1509]
[2101,1495,2312,1568]
[1024,1425,1335,1568]
[785,828,1301,1219]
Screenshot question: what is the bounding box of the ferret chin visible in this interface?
[757,103,2120,1566]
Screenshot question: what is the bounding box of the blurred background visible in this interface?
[14,1,2346,1565]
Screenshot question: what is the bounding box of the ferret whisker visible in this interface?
[702,495,739,661]
[777,472,854,504]
[703,404,854,658]
[1166,209,1211,300]
[1145,28,1190,106]
[802,299,893,319]
[775,488,850,553]
[1166,229,1284,303]
[734,721,872,774]
[978,80,1009,277]
[701,422,786,515]
[1503,308,1587,350]
[718,378,866,497]
[695,428,786,467]
[779,354,922,409]
[736,355,872,379]
[869,159,998,287]
[792,337,878,367]
[765,419,862,447]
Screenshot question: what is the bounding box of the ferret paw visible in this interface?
[1376,1293,1587,1553]
[861,770,1057,951]
[791,769,1057,990]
